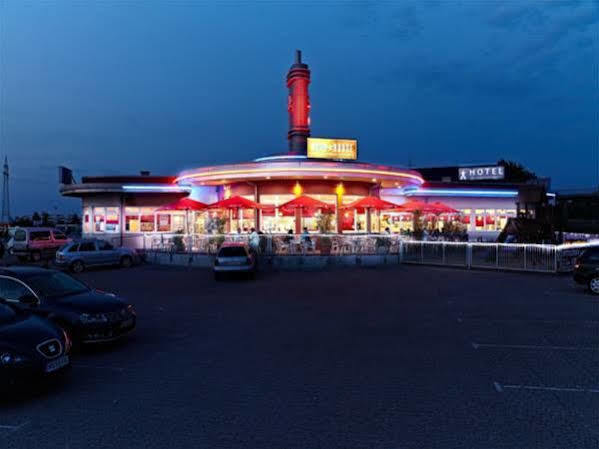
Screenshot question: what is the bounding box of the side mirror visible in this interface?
[19,293,38,305]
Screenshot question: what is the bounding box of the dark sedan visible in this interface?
[0,267,136,345]
[0,301,71,388]
[573,247,599,295]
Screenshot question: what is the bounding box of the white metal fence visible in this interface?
[105,233,594,274]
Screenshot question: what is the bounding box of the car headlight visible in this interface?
[79,313,109,324]
[0,352,28,365]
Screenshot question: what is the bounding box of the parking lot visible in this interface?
[1,264,598,449]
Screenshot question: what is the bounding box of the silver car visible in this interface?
[213,242,256,280]
[55,239,138,273]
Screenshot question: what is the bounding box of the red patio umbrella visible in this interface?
[342,196,398,212]
[429,201,459,215]
[342,196,398,233]
[207,196,263,210]
[391,200,438,214]
[157,197,208,211]
[279,195,333,234]
[278,195,333,213]
[207,196,263,233]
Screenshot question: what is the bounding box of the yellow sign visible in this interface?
[307,138,358,160]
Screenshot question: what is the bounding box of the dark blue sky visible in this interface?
[1,1,598,214]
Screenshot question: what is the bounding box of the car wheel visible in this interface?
[120,255,132,268]
[589,277,599,295]
[31,251,42,263]
[71,260,85,273]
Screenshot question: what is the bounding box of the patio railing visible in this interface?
[108,233,594,274]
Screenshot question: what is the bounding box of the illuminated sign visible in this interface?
[307,138,357,160]
[458,166,505,181]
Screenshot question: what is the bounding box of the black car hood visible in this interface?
[51,290,126,314]
[0,313,62,352]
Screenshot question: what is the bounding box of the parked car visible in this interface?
[213,242,256,280]
[7,227,71,262]
[573,247,599,295]
[55,239,138,273]
[0,266,136,345]
[0,301,71,388]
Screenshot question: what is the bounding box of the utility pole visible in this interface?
[1,156,10,223]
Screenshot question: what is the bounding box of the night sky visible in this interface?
[1,1,597,215]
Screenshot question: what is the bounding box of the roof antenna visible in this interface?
[295,49,301,64]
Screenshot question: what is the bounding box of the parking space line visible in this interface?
[0,421,29,433]
[494,382,599,394]
[472,342,599,351]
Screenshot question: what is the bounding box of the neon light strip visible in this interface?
[254,155,308,162]
[176,167,424,184]
[407,189,518,197]
[123,185,191,192]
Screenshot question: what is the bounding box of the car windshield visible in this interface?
[26,272,89,299]
[218,247,247,257]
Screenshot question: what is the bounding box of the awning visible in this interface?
[156,198,208,211]
[207,196,263,210]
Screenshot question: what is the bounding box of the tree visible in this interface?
[32,212,41,223]
[497,160,537,183]
[41,212,50,226]
[68,213,81,225]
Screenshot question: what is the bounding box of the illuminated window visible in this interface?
[140,213,155,232]
[83,208,92,234]
[105,207,120,233]
[157,214,171,232]
[125,207,140,233]
[93,207,106,233]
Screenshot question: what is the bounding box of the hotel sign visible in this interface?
[458,166,505,181]
[307,138,358,160]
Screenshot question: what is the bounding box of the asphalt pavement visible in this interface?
[1,264,598,449]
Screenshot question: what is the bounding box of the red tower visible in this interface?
[287,50,311,154]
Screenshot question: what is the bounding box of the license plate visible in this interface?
[45,355,69,373]
[120,318,134,329]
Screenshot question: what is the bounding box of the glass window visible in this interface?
[218,246,247,257]
[26,272,89,299]
[53,231,67,240]
[172,215,185,233]
[30,231,51,241]
[94,207,106,233]
[105,207,120,233]
[79,241,96,252]
[68,244,80,253]
[14,230,26,241]
[157,214,171,232]
[83,208,92,234]
[0,278,32,302]
[97,241,114,250]
[125,208,141,233]
[140,214,155,232]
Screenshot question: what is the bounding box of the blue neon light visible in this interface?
[122,185,191,192]
[253,155,308,162]
[406,188,518,197]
